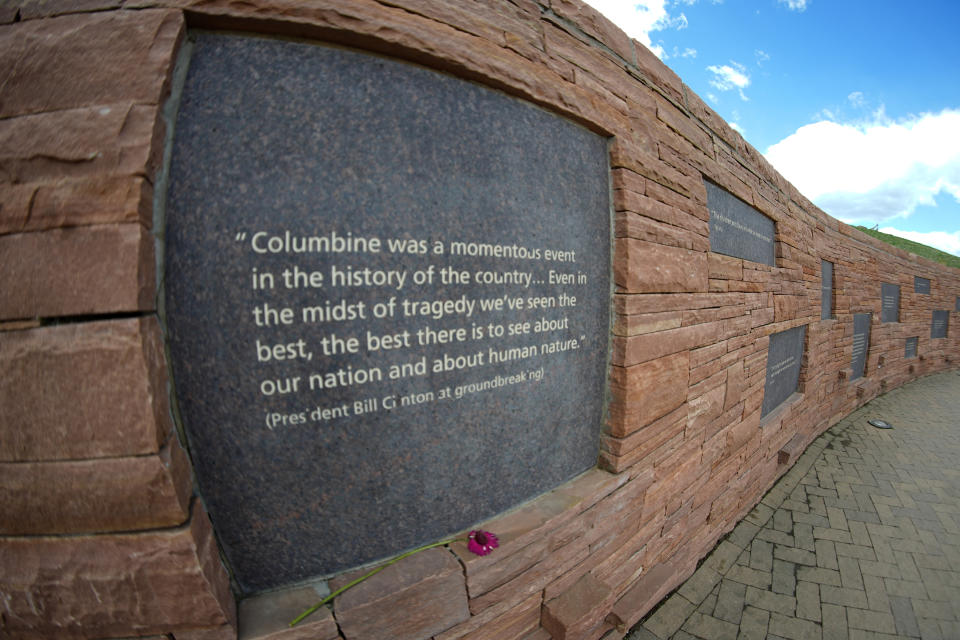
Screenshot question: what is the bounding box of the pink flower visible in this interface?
[467,530,499,556]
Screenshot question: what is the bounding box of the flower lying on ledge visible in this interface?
[290,530,499,627]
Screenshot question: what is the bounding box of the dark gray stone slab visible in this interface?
[905,336,918,359]
[821,260,833,320]
[931,310,949,339]
[955,296,959,312]
[761,325,806,418]
[851,313,871,381]
[164,33,610,593]
[914,276,931,294]
[706,181,776,266]
[881,283,900,323]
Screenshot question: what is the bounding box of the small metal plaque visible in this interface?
[761,325,806,418]
[868,419,893,429]
[851,313,871,381]
[821,260,833,320]
[905,336,918,359]
[931,310,949,339]
[706,182,776,266]
[880,283,900,323]
[914,276,931,294]
[164,33,611,593]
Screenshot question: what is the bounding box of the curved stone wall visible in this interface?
[1,2,958,639]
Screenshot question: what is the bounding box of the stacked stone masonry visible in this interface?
[0,1,957,639]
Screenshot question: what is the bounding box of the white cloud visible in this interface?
[778,0,809,11]
[765,109,960,223]
[755,49,771,67]
[730,121,746,135]
[879,227,960,257]
[707,62,750,100]
[584,0,692,59]
[847,91,865,108]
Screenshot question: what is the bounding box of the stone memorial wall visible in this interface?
[2,2,959,640]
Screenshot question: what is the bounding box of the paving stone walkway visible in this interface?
[628,369,960,640]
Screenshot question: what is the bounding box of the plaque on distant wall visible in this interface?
[851,313,871,380]
[931,310,949,339]
[706,181,776,266]
[164,33,611,593]
[880,283,900,323]
[761,325,806,418]
[956,296,959,312]
[821,260,833,320]
[914,276,931,294]
[905,336,918,359]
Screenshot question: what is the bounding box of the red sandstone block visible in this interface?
[174,625,237,640]
[542,571,614,640]
[0,103,160,234]
[686,384,726,432]
[614,212,709,253]
[549,0,634,64]
[0,436,191,535]
[0,9,183,118]
[614,238,708,294]
[0,317,171,461]
[0,223,155,320]
[608,352,689,437]
[708,253,744,280]
[656,99,713,155]
[613,321,721,367]
[632,37,683,102]
[601,406,686,473]
[237,583,340,640]
[0,501,235,638]
[613,309,683,337]
[610,138,698,200]
[332,547,468,640]
[434,592,541,640]
[607,563,678,631]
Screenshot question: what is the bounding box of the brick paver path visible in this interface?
[628,370,960,640]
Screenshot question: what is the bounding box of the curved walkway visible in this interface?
[628,369,960,640]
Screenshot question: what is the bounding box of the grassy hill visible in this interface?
[855,226,960,270]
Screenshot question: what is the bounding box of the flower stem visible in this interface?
[289,538,463,627]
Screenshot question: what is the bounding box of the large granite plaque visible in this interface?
[761,325,806,418]
[905,336,918,359]
[706,181,776,266]
[915,276,931,294]
[164,33,611,593]
[881,283,900,323]
[931,310,949,338]
[821,260,833,320]
[955,296,959,312]
[851,313,871,380]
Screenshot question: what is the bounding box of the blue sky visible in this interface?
[585,0,960,256]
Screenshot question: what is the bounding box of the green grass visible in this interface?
[855,226,960,270]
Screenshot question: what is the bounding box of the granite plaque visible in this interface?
[915,276,931,294]
[706,181,776,266]
[931,310,949,339]
[851,313,871,380]
[905,336,918,359]
[164,33,611,593]
[821,260,833,320]
[956,296,959,312]
[761,325,806,418]
[881,283,900,323]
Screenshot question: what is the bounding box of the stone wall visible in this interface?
[1,2,957,639]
